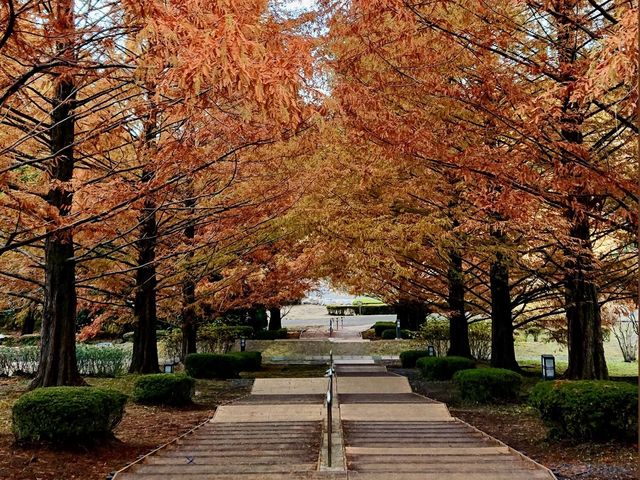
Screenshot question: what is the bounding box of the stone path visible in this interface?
[112,359,556,480]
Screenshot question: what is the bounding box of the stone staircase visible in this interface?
[112,359,556,480]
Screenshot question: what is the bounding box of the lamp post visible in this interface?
[427,345,436,357]
[395,318,401,340]
[541,355,555,380]
[163,361,175,373]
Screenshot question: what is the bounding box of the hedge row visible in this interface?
[185,351,262,379]
[417,356,475,380]
[254,328,288,340]
[381,328,412,339]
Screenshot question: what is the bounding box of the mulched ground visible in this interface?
[397,368,639,480]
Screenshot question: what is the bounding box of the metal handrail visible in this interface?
[325,350,334,467]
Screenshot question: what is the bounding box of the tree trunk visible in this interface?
[247,307,267,331]
[489,250,519,370]
[554,4,607,380]
[563,212,608,379]
[447,250,471,358]
[181,278,198,359]
[268,307,282,330]
[396,302,409,330]
[407,302,427,331]
[31,15,83,387]
[130,175,159,374]
[21,304,37,335]
[180,196,198,359]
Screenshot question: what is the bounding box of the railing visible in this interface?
[325,350,335,467]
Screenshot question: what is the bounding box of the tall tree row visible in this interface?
[0,0,315,384]
[311,0,637,378]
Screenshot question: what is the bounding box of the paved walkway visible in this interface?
[112,359,556,480]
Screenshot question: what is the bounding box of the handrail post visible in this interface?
[326,387,332,467]
[325,354,334,468]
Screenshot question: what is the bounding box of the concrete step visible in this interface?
[347,473,553,480]
[339,393,437,403]
[129,463,317,474]
[117,474,348,480]
[352,462,540,472]
[147,455,317,465]
[156,448,315,457]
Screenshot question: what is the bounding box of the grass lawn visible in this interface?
[514,338,638,377]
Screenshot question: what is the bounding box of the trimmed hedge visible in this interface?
[400,350,432,368]
[185,353,241,379]
[373,322,397,337]
[453,368,523,403]
[381,328,411,339]
[417,356,475,380]
[254,328,288,340]
[12,387,126,443]
[529,380,638,442]
[132,373,195,406]
[230,351,262,371]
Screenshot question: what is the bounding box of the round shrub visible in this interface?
[453,368,522,403]
[12,387,126,443]
[230,351,262,371]
[373,321,397,337]
[399,350,432,368]
[132,373,195,406]
[529,380,638,442]
[417,356,475,380]
[381,328,411,339]
[185,353,241,379]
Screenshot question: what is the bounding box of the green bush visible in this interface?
[454,368,523,403]
[417,318,492,360]
[416,318,449,356]
[399,350,433,368]
[0,346,39,376]
[185,353,241,379]
[254,328,288,340]
[198,325,255,353]
[529,380,638,442]
[381,328,411,339]
[468,321,491,361]
[76,345,129,377]
[132,373,195,406]
[230,351,262,371]
[12,387,126,443]
[373,321,397,337]
[417,356,475,380]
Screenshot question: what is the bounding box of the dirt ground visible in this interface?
[400,369,639,480]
